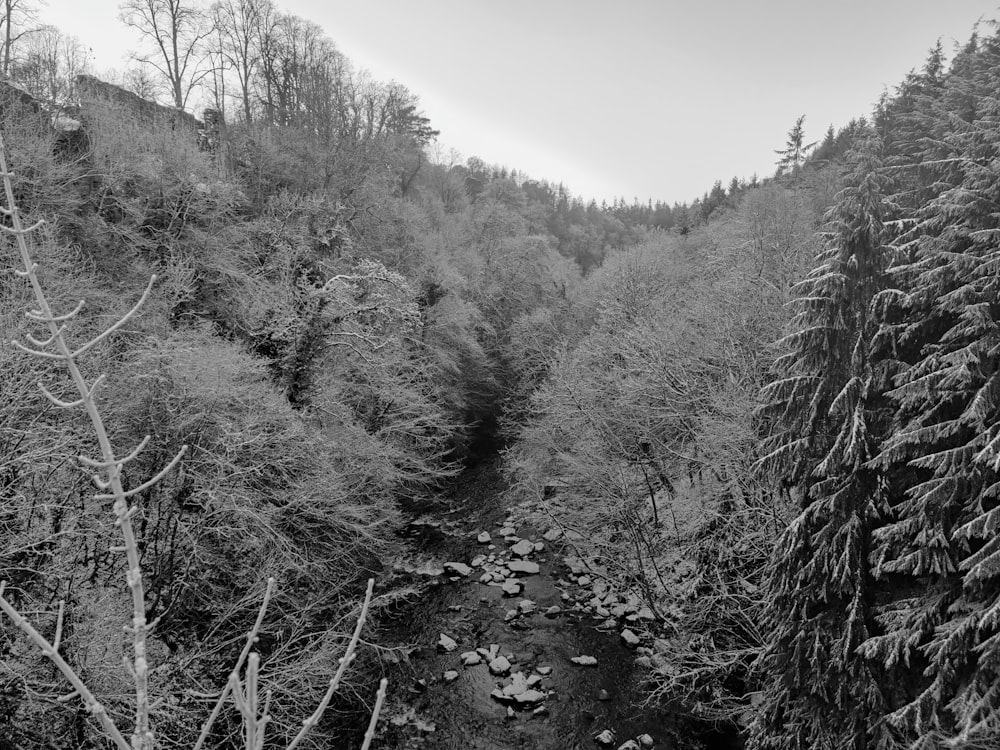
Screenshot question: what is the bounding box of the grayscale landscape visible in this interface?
[1,2,999,749]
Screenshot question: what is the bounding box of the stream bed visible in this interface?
[373,460,737,750]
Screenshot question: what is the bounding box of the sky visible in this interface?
[37,0,1000,205]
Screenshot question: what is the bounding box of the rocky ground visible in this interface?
[371,461,738,750]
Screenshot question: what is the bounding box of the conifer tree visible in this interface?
[751,134,892,750]
[775,115,816,175]
[861,44,1000,746]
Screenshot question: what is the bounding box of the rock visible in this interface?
[460,651,482,666]
[443,670,459,682]
[487,644,500,659]
[595,606,610,618]
[513,689,546,705]
[578,575,592,586]
[638,735,654,747]
[518,599,537,614]
[443,562,472,577]
[412,678,427,692]
[595,729,615,745]
[502,672,529,697]
[545,605,562,617]
[501,579,522,597]
[477,531,492,543]
[508,560,540,576]
[479,572,494,584]
[511,539,535,557]
[617,741,640,750]
[571,655,598,666]
[598,689,611,701]
[527,674,543,686]
[437,633,457,652]
[506,706,516,719]
[412,561,445,577]
[543,527,562,541]
[534,541,545,552]
[621,629,641,648]
[536,665,553,675]
[471,555,487,567]
[532,704,549,716]
[498,526,515,536]
[504,609,520,622]
[489,656,511,675]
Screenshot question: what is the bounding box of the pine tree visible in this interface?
[775,115,817,176]
[751,133,892,750]
[861,38,1000,746]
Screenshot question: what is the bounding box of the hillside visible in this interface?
[1,4,1000,750]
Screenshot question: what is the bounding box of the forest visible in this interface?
[1,1,1000,749]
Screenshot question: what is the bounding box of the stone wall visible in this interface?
[75,74,203,133]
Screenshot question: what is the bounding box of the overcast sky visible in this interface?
[39,0,999,205]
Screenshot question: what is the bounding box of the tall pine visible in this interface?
[751,134,892,750]
[862,31,1000,747]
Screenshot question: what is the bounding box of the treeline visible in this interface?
[0,6,657,750]
[504,20,1000,750]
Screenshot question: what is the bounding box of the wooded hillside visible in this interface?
[1,2,999,750]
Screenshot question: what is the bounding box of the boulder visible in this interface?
[501,580,523,597]
[511,539,535,557]
[477,531,492,543]
[508,560,540,576]
[489,656,512,675]
[571,655,598,666]
[437,633,457,652]
[443,670,459,682]
[460,651,482,666]
[595,729,615,745]
[443,562,472,577]
[513,689,546,705]
[621,629,641,648]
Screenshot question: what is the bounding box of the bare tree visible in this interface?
[210,0,273,124]
[118,0,214,109]
[0,0,40,76]
[12,24,90,104]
